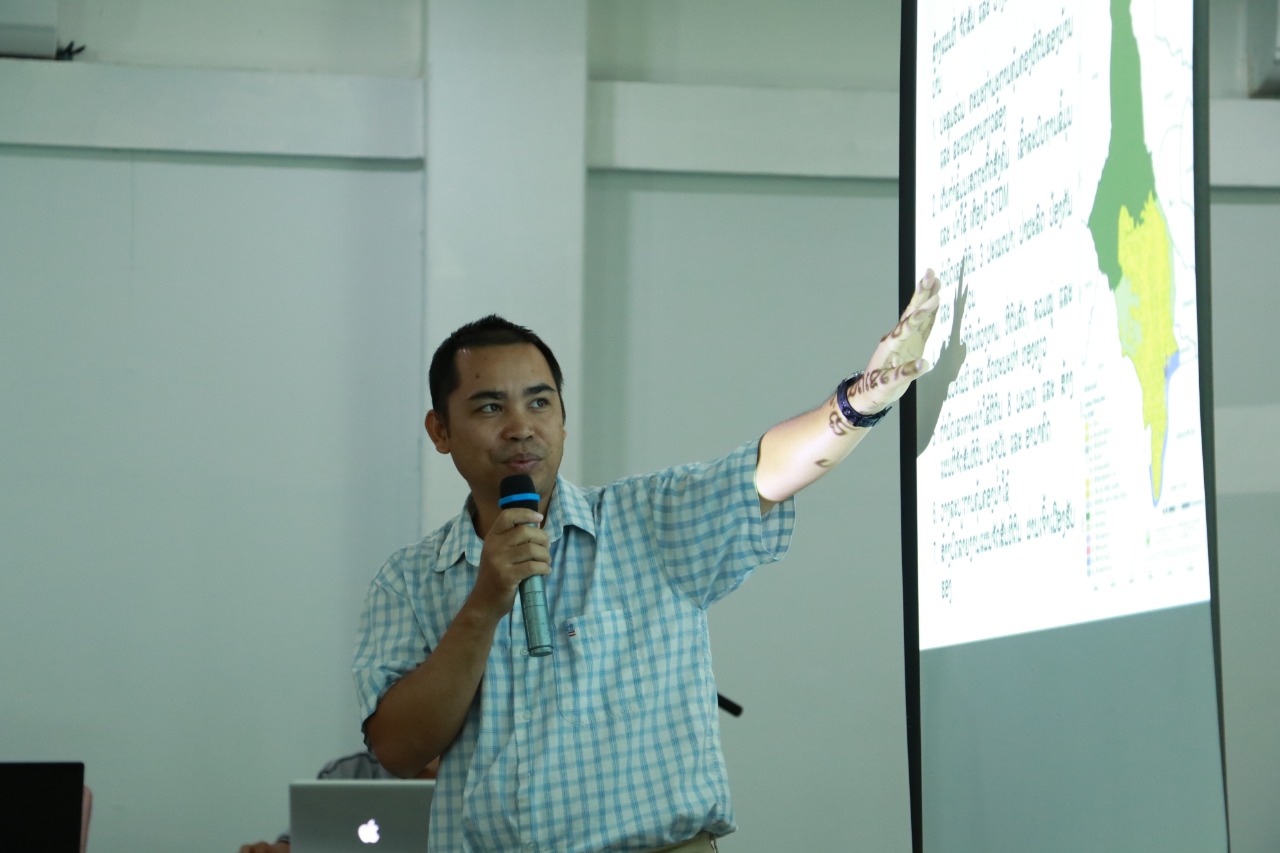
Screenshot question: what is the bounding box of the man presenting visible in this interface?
[353,270,940,852]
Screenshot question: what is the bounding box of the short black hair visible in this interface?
[428,314,565,423]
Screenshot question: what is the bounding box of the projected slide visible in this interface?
[913,0,1209,649]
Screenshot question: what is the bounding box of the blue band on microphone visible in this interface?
[498,492,540,507]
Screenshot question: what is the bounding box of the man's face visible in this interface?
[425,343,565,528]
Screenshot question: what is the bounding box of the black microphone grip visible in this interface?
[498,474,553,657]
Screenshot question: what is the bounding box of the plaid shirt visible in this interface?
[353,440,794,853]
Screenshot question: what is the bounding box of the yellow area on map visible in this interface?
[1115,192,1178,502]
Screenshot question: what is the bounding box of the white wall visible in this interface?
[1,1,1277,851]
[588,0,903,90]
[55,0,423,76]
[0,147,425,848]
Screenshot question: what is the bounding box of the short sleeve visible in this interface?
[351,557,428,729]
[618,439,796,607]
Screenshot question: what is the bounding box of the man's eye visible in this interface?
[479,403,500,414]
[530,398,549,409]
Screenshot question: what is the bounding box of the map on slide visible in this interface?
[1087,0,1178,505]
[913,0,1210,649]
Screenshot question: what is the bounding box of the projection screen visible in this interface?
[899,1,1230,850]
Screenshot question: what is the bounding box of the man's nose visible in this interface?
[501,411,535,440]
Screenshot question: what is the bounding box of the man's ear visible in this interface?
[425,410,450,454]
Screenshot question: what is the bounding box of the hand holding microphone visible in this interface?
[499,474,553,656]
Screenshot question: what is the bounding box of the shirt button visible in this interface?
[524,844,537,853]
[519,710,533,722]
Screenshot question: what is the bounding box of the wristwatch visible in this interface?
[835,371,892,428]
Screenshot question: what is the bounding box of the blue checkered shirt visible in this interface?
[353,440,795,853]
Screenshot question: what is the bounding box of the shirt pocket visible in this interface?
[554,608,648,725]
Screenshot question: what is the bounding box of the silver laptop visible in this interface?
[290,778,434,853]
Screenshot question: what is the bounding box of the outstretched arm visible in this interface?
[755,269,941,513]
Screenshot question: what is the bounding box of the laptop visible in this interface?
[290,778,435,853]
[0,762,85,853]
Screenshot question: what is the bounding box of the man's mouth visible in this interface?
[505,454,542,472]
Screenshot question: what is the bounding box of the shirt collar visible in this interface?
[432,475,597,573]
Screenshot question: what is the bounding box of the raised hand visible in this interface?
[848,268,942,413]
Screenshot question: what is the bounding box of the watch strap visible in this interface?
[836,372,891,428]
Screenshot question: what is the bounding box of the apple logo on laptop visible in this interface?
[357,818,381,844]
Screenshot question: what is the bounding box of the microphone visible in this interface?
[499,474,553,657]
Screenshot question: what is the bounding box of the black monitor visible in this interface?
[0,762,85,852]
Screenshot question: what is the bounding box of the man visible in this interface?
[353,271,941,852]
